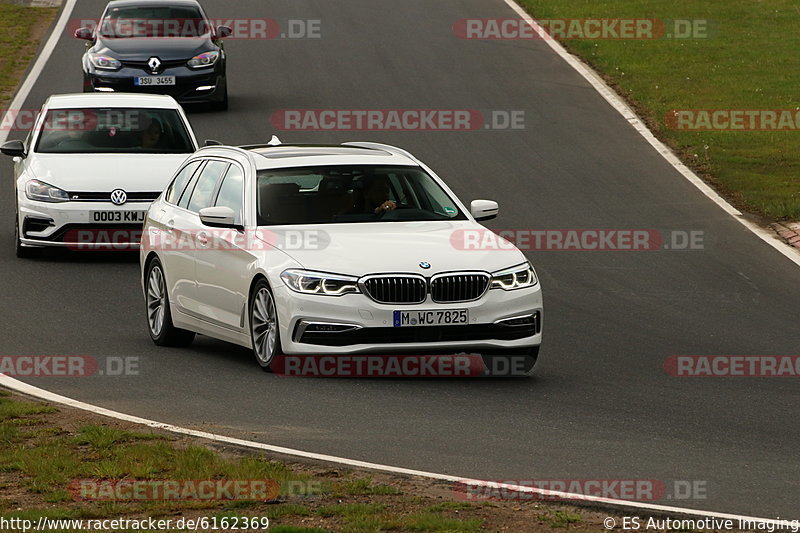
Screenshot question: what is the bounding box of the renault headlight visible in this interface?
[88,53,121,70]
[188,51,219,69]
[280,269,360,296]
[491,262,538,290]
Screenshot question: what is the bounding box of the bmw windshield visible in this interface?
[257,165,468,225]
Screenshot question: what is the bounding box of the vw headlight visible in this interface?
[26,179,69,203]
[491,263,538,290]
[280,269,360,296]
[88,53,121,70]
[187,51,219,69]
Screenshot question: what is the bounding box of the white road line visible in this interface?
[0,0,792,523]
[0,373,789,524]
[500,0,800,269]
[0,0,78,145]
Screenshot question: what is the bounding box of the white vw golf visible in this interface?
[2,93,198,256]
[140,141,543,373]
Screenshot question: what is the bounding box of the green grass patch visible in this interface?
[424,501,474,513]
[0,422,19,444]
[316,503,385,518]
[266,503,313,518]
[73,425,164,450]
[0,397,56,421]
[403,511,482,532]
[0,3,57,103]
[517,0,800,219]
[0,394,599,532]
[546,510,582,528]
[269,526,328,533]
[333,476,401,496]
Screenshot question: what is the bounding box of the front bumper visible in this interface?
[272,282,543,355]
[18,197,151,250]
[84,65,225,104]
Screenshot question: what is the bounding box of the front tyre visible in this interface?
[249,279,282,371]
[212,85,228,111]
[145,258,195,347]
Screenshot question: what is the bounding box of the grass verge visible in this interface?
[516,0,800,220]
[0,389,649,532]
[0,1,58,107]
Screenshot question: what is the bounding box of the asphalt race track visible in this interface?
[3,0,800,517]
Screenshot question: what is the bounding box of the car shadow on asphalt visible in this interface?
[183,336,541,383]
[23,249,140,263]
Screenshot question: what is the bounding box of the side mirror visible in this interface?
[199,206,237,228]
[216,25,232,39]
[1,140,26,158]
[204,139,223,146]
[74,27,94,41]
[470,199,499,222]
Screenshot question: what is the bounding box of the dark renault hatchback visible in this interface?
[76,0,231,109]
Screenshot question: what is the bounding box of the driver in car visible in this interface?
[138,118,162,149]
[363,176,397,215]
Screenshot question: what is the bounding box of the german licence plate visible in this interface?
[135,76,176,86]
[92,211,146,223]
[393,309,469,327]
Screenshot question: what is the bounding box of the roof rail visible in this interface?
[196,144,247,154]
[342,141,417,161]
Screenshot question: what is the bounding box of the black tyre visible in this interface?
[144,258,195,347]
[249,279,282,371]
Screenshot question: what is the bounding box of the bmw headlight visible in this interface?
[280,269,360,296]
[491,262,538,290]
[187,51,219,69]
[88,53,121,70]
[26,179,69,203]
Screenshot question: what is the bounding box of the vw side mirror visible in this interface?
[0,140,26,158]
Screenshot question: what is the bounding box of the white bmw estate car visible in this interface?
[140,141,543,373]
[1,93,198,256]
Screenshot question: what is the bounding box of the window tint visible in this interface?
[256,165,466,225]
[35,108,194,154]
[214,165,244,224]
[187,161,229,213]
[165,161,202,205]
[177,162,204,209]
[101,6,208,38]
